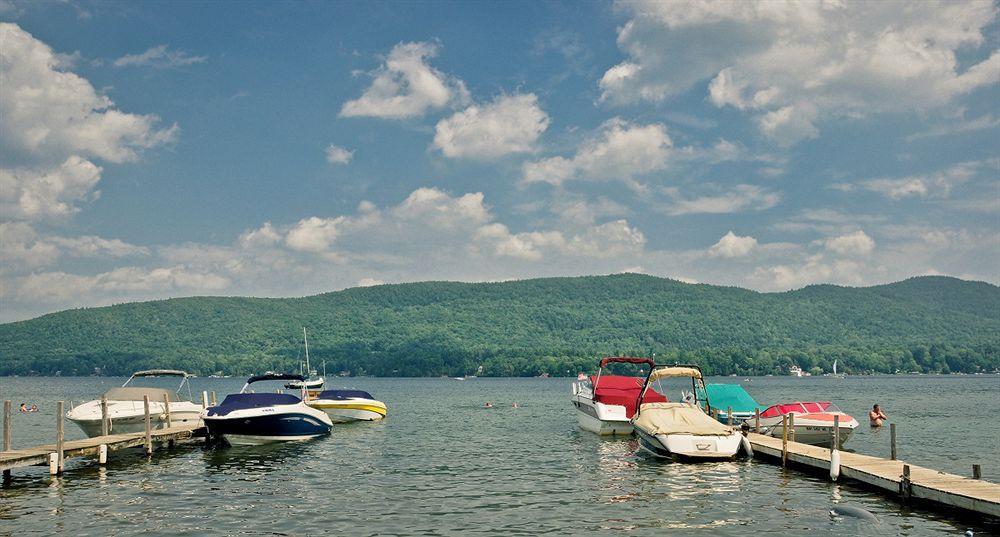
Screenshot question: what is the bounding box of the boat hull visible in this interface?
[67,400,203,437]
[571,397,632,435]
[634,426,743,460]
[307,400,387,423]
[767,424,855,447]
[204,410,332,446]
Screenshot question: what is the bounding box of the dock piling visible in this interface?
[210,392,217,406]
[890,423,897,460]
[781,414,788,467]
[3,400,11,481]
[56,401,64,475]
[973,464,982,480]
[711,408,718,422]
[98,444,107,465]
[833,414,840,448]
[142,395,152,455]
[100,395,109,436]
[727,406,733,426]
[162,394,172,429]
[788,413,795,442]
[202,391,209,409]
[901,464,912,500]
[754,408,760,434]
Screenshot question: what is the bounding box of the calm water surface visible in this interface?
[0,375,997,536]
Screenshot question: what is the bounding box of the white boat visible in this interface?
[631,364,746,460]
[202,373,332,446]
[571,356,666,435]
[285,328,324,390]
[67,370,203,437]
[306,389,387,422]
[758,402,859,447]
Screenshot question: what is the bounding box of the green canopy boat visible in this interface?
[698,384,766,424]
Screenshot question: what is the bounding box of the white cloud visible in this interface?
[663,184,780,215]
[707,231,757,258]
[390,187,490,229]
[113,45,207,69]
[825,230,875,256]
[433,93,549,160]
[285,216,347,253]
[339,41,469,119]
[905,113,1000,141]
[357,278,385,287]
[601,1,1000,144]
[0,156,102,220]
[858,161,983,200]
[325,144,354,165]
[522,118,671,188]
[0,23,178,165]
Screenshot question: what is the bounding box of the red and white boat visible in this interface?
[571,356,666,435]
[758,402,859,447]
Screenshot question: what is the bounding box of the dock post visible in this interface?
[210,392,217,406]
[727,406,733,426]
[711,408,718,422]
[901,464,911,500]
[100,395,109,437]
[788,413,795,443]
[781,414,788,467]
[973,464,982,479]
[3,400,11,482]
[890,423,897,460]
[202,391,209,409]
[833,414,840,448]
[162,394,172,429]
[56,401,64,475]
[142,395,152,456]
[98,444,107,465]
[754,408,760,434]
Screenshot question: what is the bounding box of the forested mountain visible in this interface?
[1,274,997,377]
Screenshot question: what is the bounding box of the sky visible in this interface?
[1,0,998,322]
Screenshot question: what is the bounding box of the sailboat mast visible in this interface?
[303,327,311,375]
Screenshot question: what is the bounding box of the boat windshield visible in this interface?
[121,370,193,400]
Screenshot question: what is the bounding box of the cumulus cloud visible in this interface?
[825,230,875,256]
[285,216,346,253]
[113,45,207,69]
[601,1,1000,144]
[0,23,176,224]
[339,41,469,119]
[662,184,780,216]
[707,231,757,258]
[0,156,102,220]
[522,118,671,188]
[325,144,354,165]
[433,94,549,160]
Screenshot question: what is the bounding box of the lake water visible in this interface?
[1,375,997,536]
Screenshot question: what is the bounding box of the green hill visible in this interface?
[1,274,997,376]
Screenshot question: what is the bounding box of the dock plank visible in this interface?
[746,432,1000,518]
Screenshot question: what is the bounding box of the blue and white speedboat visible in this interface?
[202,373,333,445]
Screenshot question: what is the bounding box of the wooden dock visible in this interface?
[2,396,209,479]
[747,432,1000,518]
[1,424,203,474]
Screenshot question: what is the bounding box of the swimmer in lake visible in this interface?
[484,402,493,408]
[869,404,888,427]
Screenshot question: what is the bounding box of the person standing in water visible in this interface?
[869,404,888,427]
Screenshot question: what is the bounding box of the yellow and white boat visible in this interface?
[306,389,387,423]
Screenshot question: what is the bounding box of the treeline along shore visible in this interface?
[1,274,997,377]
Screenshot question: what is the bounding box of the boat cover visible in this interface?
[699,384,765,414]
[207,393,301,416]
[648,366,702,381]
[633,403,735,436]
[103,387,179,402]
[317,389,374,400]
[760,402,832,418]
[591,375,667,418]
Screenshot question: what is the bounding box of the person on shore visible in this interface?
[869,404,888,427]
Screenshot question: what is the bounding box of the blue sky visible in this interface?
[1,0,998,321]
